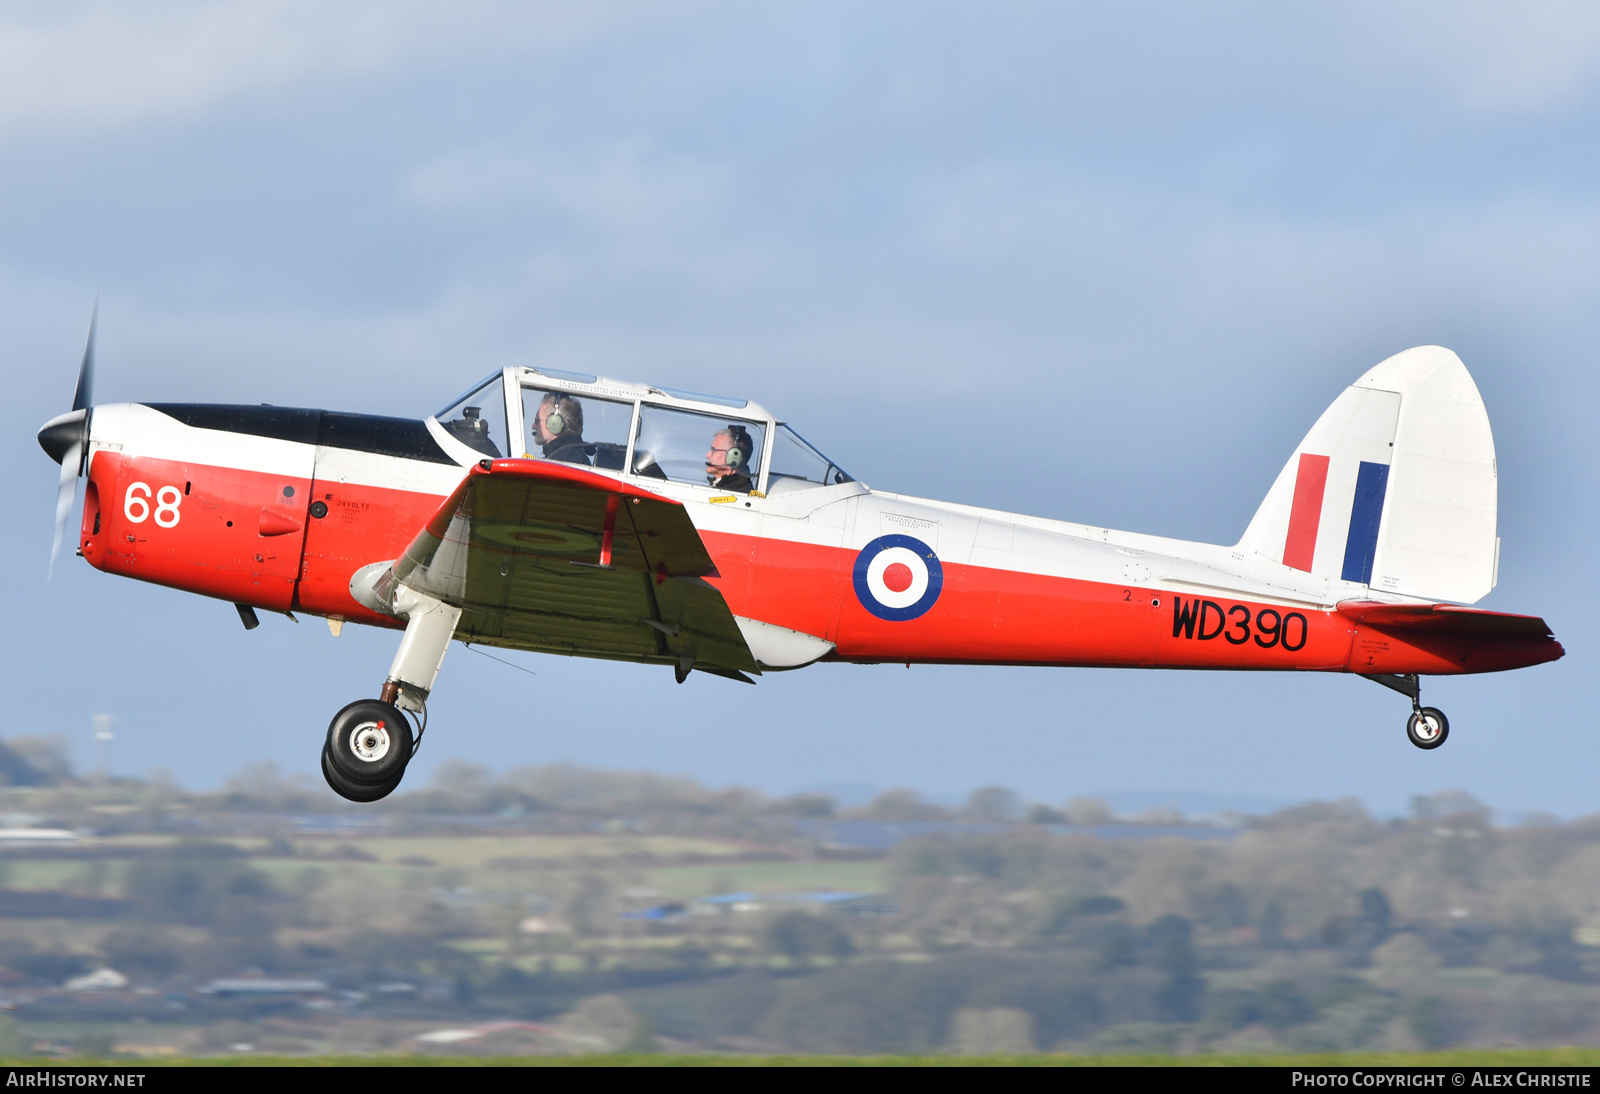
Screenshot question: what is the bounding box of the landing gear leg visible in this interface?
[321,584,460,802]
[1363,673,1449,750]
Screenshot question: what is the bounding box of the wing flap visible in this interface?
[395,459,755,674]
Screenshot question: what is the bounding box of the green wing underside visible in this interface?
[393,460,758,678]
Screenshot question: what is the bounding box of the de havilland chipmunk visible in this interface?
[37,319,1563,801]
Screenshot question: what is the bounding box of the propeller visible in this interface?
[39,307,96,579]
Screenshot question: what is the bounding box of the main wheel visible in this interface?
[1406,707,1449,750]
[321,746,403,802]
[325,699,412,786]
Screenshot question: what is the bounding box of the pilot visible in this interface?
[705,425,756,493]
[532,393,590,465]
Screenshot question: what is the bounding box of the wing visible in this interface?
[390,458,758,678]
[1336,600,1555,638]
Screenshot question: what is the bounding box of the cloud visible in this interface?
[0,0,657,135]
[1338,1,1600,112]
[866,3,1600,125]
[404,139,733,238]
[5,2,1599,146]
[400,138,778,295]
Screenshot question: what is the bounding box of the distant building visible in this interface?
[619,902,687,921]
[415,1021,555,1046]
[0,828,76,844]
[518,916,572,934]
[693,892,762,914]
[201,978,327,996]
[692,891,898,917]
[65,968,127,991]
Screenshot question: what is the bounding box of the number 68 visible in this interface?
[125,482,181,528]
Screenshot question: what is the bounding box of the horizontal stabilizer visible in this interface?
[1336,600,1553,638]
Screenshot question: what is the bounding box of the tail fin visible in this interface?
[1239,346,1497,604]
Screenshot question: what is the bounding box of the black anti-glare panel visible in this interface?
[143,404,455,465]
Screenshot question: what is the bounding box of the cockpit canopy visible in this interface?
[434,369,852,497]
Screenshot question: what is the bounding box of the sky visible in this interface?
[6,1,1600,816]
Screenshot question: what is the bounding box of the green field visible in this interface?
[642,858,886,899]
[0,833,881,902]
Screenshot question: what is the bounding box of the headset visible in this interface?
[723,425,752,469]
[541,394,574,438]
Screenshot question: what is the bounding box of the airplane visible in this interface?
[37,322,1563,802]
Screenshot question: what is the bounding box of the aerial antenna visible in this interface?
[91,714,114,784]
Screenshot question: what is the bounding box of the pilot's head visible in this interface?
[706,426,753,481]
[535,393,583,446]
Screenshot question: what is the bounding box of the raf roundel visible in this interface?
[852,535,944,621]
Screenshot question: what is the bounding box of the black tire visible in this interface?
[325,699,412,786]
[321,746,403,803]
[1406,707,1449,750]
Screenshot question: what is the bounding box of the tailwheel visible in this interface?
[322,699,413,801]
[1406,706,1449,750]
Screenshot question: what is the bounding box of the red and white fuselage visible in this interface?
[63,351,1563,682]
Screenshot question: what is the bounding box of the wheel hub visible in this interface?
[349,721,391,762]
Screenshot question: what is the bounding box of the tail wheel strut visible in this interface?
[1363,673,1450,750]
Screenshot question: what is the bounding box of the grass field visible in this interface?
[13,1049,1600,1066]
[642,858,887,899]
[0,833,850,900]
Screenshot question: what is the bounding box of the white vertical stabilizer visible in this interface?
[1239,347,1497,605]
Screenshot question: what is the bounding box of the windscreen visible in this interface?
[435,373,508,458]
[766,425,852,495]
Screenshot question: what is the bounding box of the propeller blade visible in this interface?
[46,305,97,578]
[48,441,81,580]
[72,304,96,412]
